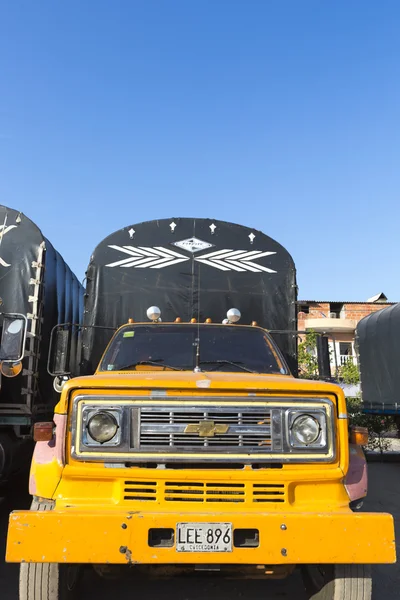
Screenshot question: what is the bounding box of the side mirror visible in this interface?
[316,335,332,380]
[0,314,27,377]
[53,375,70,393]
[48,324,72,376]
[1,362,23,378]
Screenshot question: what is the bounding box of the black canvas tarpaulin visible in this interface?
[82,218,297,374]
[0,205,84,415]
[357,303,400,414]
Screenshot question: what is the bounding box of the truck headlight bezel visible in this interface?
[286,409,328,450]
[82,406,123,447]
[72,395,336,462]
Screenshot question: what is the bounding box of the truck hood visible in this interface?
[56,371,343,413]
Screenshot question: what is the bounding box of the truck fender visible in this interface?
[344,443,368,503]
[29,413,66,498]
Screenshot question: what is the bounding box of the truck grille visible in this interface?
[122,480,287,505]
[74,395,334,464]
[138,406,280,453]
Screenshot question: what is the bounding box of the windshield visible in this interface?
[99,324,288,375]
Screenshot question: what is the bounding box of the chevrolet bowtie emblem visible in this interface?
[184,421,230,437]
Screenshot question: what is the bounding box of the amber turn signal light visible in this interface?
[350,426,368,446]
[33,422,54,442]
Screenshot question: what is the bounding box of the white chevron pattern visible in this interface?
[105,246,277,273]
[106,245,190,268]
[194,249,277,272]
[0,223,17,267]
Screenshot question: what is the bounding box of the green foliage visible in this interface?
[338,359,360,385]
[346,396,394,454]
[298,331,319,379]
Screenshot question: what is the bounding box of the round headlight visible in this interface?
[87,412,118,443]
[291,414,320,445]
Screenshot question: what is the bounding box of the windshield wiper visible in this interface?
[199,360,256,374]
[115,359,181,371]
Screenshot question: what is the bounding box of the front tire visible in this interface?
[19,498,82,599]
[301,564,372,599]
[19,562,81,600]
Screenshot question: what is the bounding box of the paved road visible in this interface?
[1,463,399,599]
[364,462,400,597]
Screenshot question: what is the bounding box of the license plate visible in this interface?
[176,522,233,552]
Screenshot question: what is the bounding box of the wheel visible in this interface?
[301,564,372,599]
[19,498,82,599]
[20,563,81,600]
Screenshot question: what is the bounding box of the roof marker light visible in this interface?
[191,318,197,323]
[205,318,212,323]
[175,317,182,323]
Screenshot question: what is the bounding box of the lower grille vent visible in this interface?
[124,481,157,501]
[122,480,287,504]
[252,483,286,503]
[165,481,245,503]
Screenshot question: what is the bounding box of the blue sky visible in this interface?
[1,1,399,300]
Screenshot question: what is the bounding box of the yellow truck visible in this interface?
[5,218,396,599]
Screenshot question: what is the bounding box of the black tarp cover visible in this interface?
[0,205,84,414]
[82,218,297,374]
[357,303,400,414]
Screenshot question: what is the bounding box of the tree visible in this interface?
[338,359,360,385]
[298,331,319,379]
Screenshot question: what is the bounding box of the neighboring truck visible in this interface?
[0,205,84,489]
[6,218,396,600]
[357,303,400,420]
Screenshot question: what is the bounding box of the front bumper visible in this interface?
[6,509,396,565]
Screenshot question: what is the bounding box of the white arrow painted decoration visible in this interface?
[105,245,277,273]
[194,249,277,272]
[106,245,190,268]
[0,223,18,267]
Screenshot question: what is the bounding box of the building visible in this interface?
[297,293,395,373]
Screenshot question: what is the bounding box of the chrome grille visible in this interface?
[73,395,334,463]
[140,411,270,424]
[139,406,277,453]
